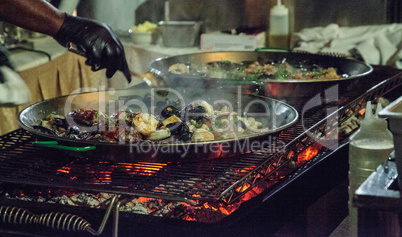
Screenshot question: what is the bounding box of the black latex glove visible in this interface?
[54,13,131,83]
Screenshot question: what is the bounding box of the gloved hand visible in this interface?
[54,13,131,83]
[0,45,31,107]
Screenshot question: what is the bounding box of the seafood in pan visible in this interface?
[169,58,343,81]
[39,100,263,143]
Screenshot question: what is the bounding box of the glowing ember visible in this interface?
[297,144,321,165]
[29,142,324,223]
[138,197,152,203]
[55,161,167,186]
[236,183,251,193]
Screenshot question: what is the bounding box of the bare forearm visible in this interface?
[0,0,64,36]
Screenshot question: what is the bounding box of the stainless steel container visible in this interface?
[379,96,402,190]
[157,21,202,47]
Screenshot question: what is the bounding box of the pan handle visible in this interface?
[33,141,96,152]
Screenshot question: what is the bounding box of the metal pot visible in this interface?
[157,21,203,48]
[18,87,298,163]
[148,51,373,102]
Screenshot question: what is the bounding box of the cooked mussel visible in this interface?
[161,105,180,118]
[65,124,99,136]
[165,122,192,142]
[53,117,68,129]
[179,132,192,142]
[181,101,214,122]
[236,119,247,130]
[165,122,189,136]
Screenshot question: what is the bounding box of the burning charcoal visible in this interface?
[58,195,76,206]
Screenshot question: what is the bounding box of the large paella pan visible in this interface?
[18,87,298,163]
[149,51,373,100]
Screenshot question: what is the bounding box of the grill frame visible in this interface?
[0,66,400,236]
[0,67,400,205]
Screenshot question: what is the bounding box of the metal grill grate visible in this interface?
[0,68,400,205]
[0,128,302,204]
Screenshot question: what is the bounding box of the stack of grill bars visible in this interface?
[0,68,400,235]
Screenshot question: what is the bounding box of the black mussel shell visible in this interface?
[165,122,189,136]
[161,105,180,118]
[237,120,247,130]
[181,105,207,121]
[191,105,206,114]
[179,132,192,142]
[53,117,68,129]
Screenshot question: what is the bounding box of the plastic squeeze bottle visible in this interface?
[268,0,289,48]
[348,101,394,237]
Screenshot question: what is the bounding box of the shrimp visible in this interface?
[169,63,190,74]
[132,113,159,136]
[324,67,341,79]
